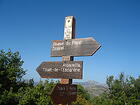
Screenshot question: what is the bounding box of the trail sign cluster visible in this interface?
[36,16,101,105]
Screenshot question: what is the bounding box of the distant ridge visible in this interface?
[74,80,108,97]
[34,80,107,97]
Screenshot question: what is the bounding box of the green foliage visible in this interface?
[1,50,140,105]
[77,85,90,100]
[0,50,57,105]
[72,94,91,105]
[0,88,18,105]
[72,85,91,105]
[91,73,140,105]
[17,80,55,105]
[0,50,25,92]
[105,73,140,105]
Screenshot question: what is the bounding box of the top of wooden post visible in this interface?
[64,16,75,40]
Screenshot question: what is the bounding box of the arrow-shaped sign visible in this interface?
[51,37,101,57]
[36,61,83,79]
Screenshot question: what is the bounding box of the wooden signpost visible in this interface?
[36,16,101,105]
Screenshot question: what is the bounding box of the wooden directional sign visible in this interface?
[36,16,101,105]
[51,84,77,104]
[51,37,101,57]
[36,61,83,79]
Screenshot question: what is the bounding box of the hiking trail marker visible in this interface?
[36,16,101,105]
[36,61,83,79]
[51,37,100,57]
[50,84,77,104]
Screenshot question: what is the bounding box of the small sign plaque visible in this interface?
[51,84,77,104]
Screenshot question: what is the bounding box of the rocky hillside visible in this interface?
[75,80,108,97]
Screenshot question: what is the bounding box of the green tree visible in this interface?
[0,50,26,105]
[1,50,140,105]
[105,73,140,105]
[72,85,92,105]
[0,50,25,92]
[90,73,140,105]
[17,80,55,105]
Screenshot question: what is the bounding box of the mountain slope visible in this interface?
[75,80,107,97]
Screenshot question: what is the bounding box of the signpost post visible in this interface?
[60,16,76,105]
[36,16,101,105]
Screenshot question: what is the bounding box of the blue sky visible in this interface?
[0,0,140,83]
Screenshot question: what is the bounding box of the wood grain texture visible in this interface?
[51,84,77,104]
[60,16,75,105]
[36,61,83,79]
[51,37,101,57]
